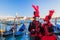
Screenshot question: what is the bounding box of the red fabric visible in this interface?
[30,21,39,37]
[42,21,53,36]
[44,16,49,21]
[42,23,49,35]
[32,4,40,17]
[42,20,57,40]
[30,20,43,38]
[41,35,57,40]
[42,21,52,28]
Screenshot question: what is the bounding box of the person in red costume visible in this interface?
[28,5,44,40]
[41,10,57,40]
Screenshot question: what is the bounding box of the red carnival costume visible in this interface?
[41,10,57,40]
[28,5,44,40]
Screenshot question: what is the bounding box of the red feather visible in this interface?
[32,4,40,17]
[32,4,39,12]
[32,4,37,11]
[49,10,54,17]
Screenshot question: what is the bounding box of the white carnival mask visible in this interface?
[36,17,39,21]
[44,21,47,24]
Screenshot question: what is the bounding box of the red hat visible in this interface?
[44,16,50,21]
[44,10,54,21]
[32,4,40,18]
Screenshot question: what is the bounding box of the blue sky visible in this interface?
[0,0,60,18]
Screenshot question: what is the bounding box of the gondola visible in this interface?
[15,24,25,37]
[3,24,25,37]
[54,24,60,35]
[3,27,14,37]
